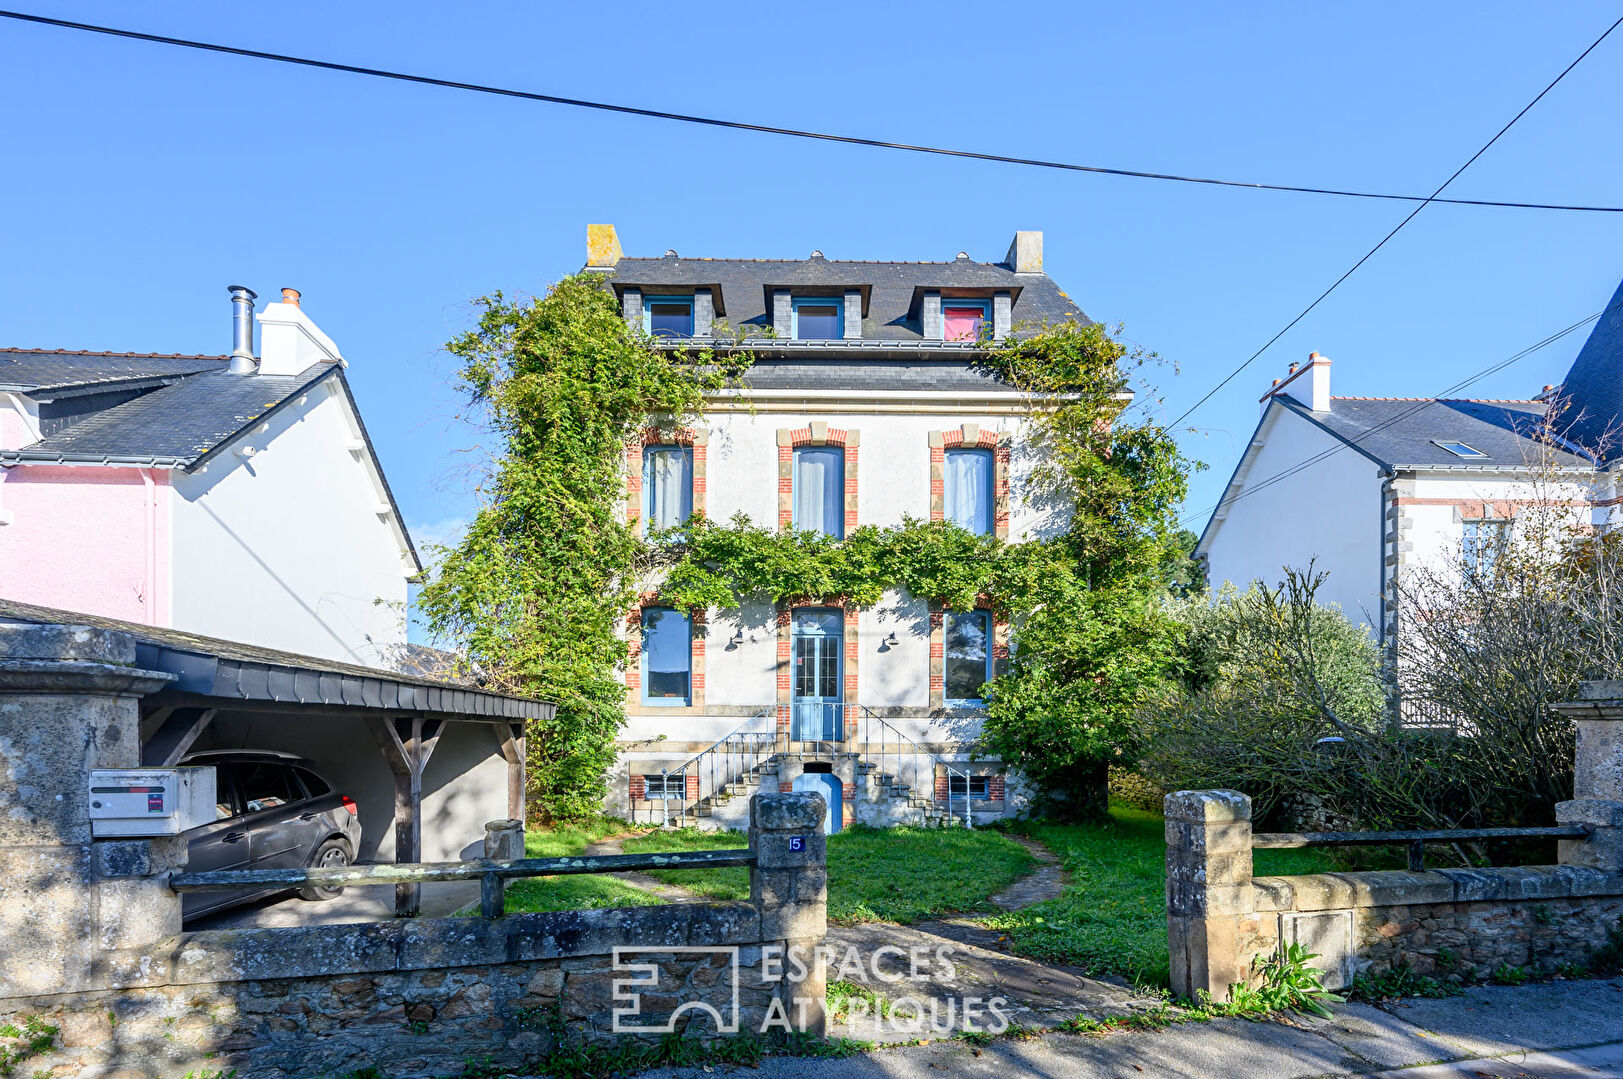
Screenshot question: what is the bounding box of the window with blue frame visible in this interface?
[792,446,845,539]
[944,448,993,535]
[641,607,692,705]
[643,774,684,800]
[645,296,694,338]
[944,610,992,704]
[642,445,693,530]
[942,300,989,342]
[792,297,843,340]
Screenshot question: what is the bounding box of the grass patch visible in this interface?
[979,803,1394,986]
[503,817,666,914]
[621,823,1036,924]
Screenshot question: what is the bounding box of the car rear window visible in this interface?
[234,762,304,814]
[295,768,331,798]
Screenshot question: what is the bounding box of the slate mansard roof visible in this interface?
[0,348,338,470]
[601,252,1088,345]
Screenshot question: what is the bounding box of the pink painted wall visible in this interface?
[0,465,171,625]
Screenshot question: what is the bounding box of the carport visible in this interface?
[0,599,553,915]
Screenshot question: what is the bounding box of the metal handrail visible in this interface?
[857,706,975,830]
[1252,825,1590,872]
[171,847,756,918]
[644,708,775,826]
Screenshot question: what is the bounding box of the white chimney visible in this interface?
[1004,231,1043,273]
[1307,352,1331,412]
[256,288,344,376]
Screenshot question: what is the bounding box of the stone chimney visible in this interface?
[587,224,623,269]
[256,289,344,377]
[1004,231,1043,273]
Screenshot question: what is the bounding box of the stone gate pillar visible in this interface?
[0,623,177,997]
[1552,682,1623,872]
[1165,789,1256,1002]
[749,791,827,1037]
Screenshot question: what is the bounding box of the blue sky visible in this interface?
[4,3,1621,639]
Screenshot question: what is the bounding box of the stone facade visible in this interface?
[0,623,831,1078]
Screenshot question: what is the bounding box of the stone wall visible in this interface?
[1166,685,1623,999]
[0,621,830,1079]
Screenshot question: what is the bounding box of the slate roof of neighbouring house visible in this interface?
[1552,276,1623,464]
[1277,395,1594,470]
[0,348,339,469]
[600,252,1087,342]
[0,598,551,721]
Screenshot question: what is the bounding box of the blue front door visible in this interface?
[791,609,843,742]
[792,772,842,834]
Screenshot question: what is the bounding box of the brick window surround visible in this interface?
[624,597,706,713]
[929,425,1010,539]
[626,426,708,537]
[928,600,1010,712]
[774,603,860,741]
[776,423,859,533]
[934,770,1007,804]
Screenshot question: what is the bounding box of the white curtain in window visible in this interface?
[795,448,843,538]
[645,448,692,529]
[945,450,992,535]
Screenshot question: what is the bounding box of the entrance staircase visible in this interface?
[631,705,975,831]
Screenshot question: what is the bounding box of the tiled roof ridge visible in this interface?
[0,347,228,361]
[1331,395,1543,404]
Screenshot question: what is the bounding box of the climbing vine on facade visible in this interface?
[424,277,1190,821]
[417,274,750,820]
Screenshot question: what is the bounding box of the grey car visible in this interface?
[179,750,364,922]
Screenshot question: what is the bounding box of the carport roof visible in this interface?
[0,599,554,723]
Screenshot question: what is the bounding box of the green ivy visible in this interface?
[417,274,752,820]
[425,281,1190,820]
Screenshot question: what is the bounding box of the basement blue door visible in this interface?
[792,772,842,834]
[791,609,843,742]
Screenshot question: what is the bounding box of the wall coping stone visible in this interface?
[1253,865,1623,913]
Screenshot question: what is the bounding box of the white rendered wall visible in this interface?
[170,378,410,667]
[1397,471,1601,589]
[1201,406,1386,628]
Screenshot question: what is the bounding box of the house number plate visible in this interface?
[789,836,806,852]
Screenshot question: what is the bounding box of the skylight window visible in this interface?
[1433,440,1488,459]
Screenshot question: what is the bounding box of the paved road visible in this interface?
[631,979,1623,1079]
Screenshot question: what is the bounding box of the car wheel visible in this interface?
[297,838,352,901]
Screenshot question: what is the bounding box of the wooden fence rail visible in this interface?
[1252,825,1589,872]
[169,847,755,918]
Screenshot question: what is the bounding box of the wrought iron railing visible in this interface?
[629,704,976,829]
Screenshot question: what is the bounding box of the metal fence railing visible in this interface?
[1251,825,1590,872]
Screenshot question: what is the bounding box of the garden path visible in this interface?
[987,834,1067,910]
[581,836,704,903]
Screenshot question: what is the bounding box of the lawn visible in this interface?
[979,803,1393,987]
[501,818,665,914]
[621,824,1036,924]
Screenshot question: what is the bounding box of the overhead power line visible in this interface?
[1165,12,1623,431]
[3,7,1623,215]
[1180,297,1623,532]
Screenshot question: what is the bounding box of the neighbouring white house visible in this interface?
[0,287,420,667]
[1196,274,1623,645]
[583,224,1099,832]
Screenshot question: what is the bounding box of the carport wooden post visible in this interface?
[499,722,526,824]
[367,716,443,917]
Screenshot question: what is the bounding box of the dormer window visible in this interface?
[646,296,694,338]
[792,297,843,340]
[943,301,988,342]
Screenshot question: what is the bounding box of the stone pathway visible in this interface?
[594,830,1149,1040]
[582,835,708,903]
